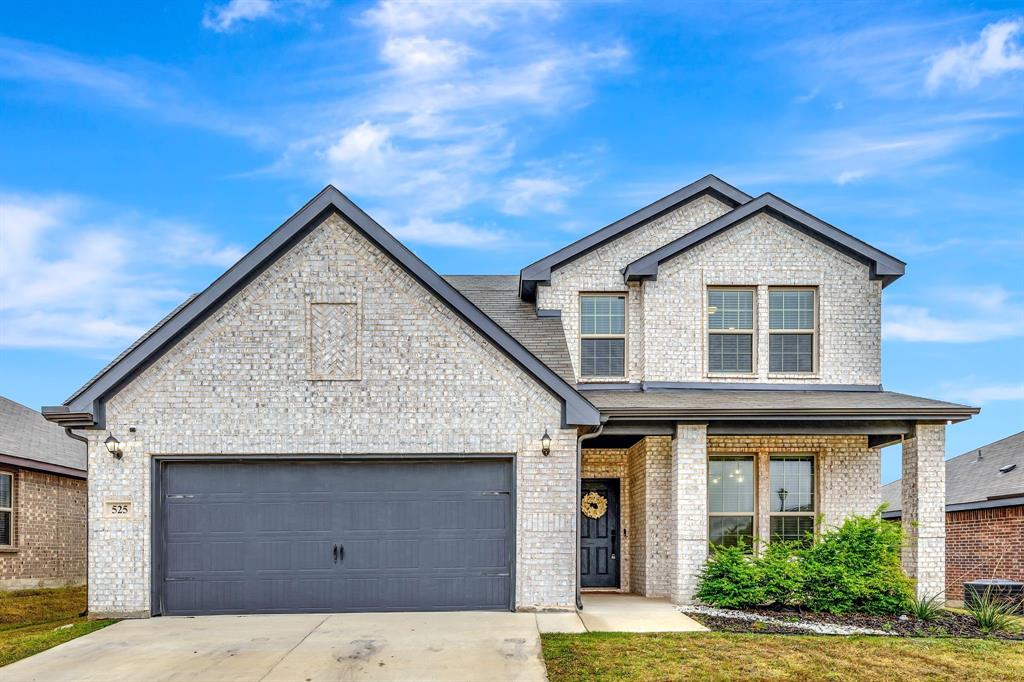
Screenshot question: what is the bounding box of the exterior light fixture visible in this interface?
[541,430,551,456]
[104,433,123,459]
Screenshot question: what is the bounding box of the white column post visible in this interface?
[901,423,946,601]
[671,423,708,605]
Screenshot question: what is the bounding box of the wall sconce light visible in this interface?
[541,429,551,456]
[104,433,123,459]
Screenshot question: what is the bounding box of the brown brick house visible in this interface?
[0,396,87,589]
[882,431,1024,603]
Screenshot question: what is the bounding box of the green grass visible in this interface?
[542,632,1024,682]
[0,586,116,667]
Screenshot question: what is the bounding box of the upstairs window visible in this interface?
[769,455,816,546]
[707,288,754,373]
[769,289,816,373]
[580,294,626,377]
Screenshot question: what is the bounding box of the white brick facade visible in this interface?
[87,213,576,616]
[902,424,947,600]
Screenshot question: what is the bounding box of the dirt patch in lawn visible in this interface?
[542,631,1024,682]
[0,586,117,667]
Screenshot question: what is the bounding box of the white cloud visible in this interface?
[362,0,559,35]
[0,192,244,349]
[390,216,507,247]
[501,177,572,215]
[926,18,1024,92]
[381,36,473,75]
[203,0,274,32]
[939,381,1024,404]
[835,169,868,185]
[883,286,1024,343]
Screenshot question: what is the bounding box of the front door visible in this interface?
[580,478,620,588]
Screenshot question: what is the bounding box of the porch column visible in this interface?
[671,423,708,605]
[901,423,946,601]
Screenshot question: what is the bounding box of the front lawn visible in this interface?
[542,632,1024,681]
[0,586,116,667]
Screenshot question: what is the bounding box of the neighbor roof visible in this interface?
[46,187,600,429]
[518,174,752,300]
[0,396,86,476]
[583,386,977,421]
[623,193,906,286]
[882,431,1024,514]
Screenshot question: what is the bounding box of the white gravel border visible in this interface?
[679,604,894,636]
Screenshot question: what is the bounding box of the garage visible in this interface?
[154,458,513,615]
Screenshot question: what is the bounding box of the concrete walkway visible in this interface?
[537,593,708,633]
[3,612,547,682]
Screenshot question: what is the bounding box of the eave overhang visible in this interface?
[48,186,600,429]
[622,193,906,286]
[597,407,979,422]
[518,175,752,301]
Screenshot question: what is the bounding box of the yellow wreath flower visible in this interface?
[581,491,608,519]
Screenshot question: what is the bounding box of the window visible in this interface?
[708,456,755,548]
[580,294,626,377]
[770,455,815,545]
[707,288,754,373]
[769,289,816,373]
[0,472,12,547]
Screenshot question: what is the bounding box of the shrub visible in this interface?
[966,589,1020,634]
[908,593,944,622]
[696,510,914,615]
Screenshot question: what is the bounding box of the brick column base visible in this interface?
[671,424,708,605]
[902,423,946,600]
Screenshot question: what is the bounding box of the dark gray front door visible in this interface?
[158,459,512,615]
[580,478,620,588]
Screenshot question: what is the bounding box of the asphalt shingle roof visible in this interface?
[881,430,1024,511]
[0,396,86,471]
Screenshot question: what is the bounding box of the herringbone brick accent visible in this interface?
[309,302,358,379]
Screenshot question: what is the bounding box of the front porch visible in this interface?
[578,422,951,604]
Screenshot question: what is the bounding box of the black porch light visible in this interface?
[104,432,123,459]
[541,429,551,456]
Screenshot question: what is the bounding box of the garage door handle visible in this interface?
[338,544,344,562]
[333,544,338,563]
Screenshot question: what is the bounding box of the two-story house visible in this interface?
[43,176,977,618]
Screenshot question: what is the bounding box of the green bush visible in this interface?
[696,510,914,615]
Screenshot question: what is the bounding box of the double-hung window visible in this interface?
[769,288,816,373]
[707,288,754,373]
[708,456,755,549]
[0,472,12,547]
[769,455,815,545]
[580,294,626,377]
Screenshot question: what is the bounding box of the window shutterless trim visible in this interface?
[707,454,757,548]
[0,470,14,549]
[767,453,817,543]
[706,286,756,375]
[768,287,818,374]
[579,292,628,379]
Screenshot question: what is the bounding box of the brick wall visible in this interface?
[0,468,86,589]
[945,504,1024,601]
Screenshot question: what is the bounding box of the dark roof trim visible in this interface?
[576,381,884,392]
[0,453,87,479]
[599,407,978,421]
[882,495,1024,519]
[49,186,599,428]
[518,175,752,300]
[623,193,906,286]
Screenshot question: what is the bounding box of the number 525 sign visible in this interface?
[103,499,133,518]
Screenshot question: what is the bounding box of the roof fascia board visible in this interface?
[0,453,87,479]
[623,193,906,284]
[518,175,752,299]
[576,381,884,392]
[883,495,1024,519]
[61,186,599,427]
[598,408,979,421]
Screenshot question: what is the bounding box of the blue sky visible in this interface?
[1,0,1021,483]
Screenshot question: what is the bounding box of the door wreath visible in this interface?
[581,491,608,519]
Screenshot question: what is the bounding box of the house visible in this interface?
[0,396,87,590]
[882,431,1023,603]
[41,175,979,618]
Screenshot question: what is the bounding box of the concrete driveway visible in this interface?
[3,612,547,682]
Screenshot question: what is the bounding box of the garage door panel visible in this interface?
[160,459,512,614]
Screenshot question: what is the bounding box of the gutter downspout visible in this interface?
[64,428,89,617]
[575,423,605,610]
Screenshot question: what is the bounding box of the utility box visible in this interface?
[964,579,1024,613]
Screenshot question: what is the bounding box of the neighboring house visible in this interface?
[42,175,978,618]
[882,431,1023,603]
[0,396,87,590]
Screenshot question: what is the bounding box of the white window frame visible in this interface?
[0,471,13,549]
[767,286,818,375]
[768,454,817,545]
[707,454,757,549]
[706,286,757,375]
[579,293,627,379]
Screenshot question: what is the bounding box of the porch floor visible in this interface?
[536,593,707,633]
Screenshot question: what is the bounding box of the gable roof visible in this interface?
[0,396,86,476]
[45,187,600,429]
[623,193,906,286]
[882,430,1024,514]
[444,275,575,384]
[518,174,752,300]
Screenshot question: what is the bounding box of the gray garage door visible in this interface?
[157,459,512,615]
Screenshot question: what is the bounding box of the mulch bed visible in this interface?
[690,606,1024,640]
